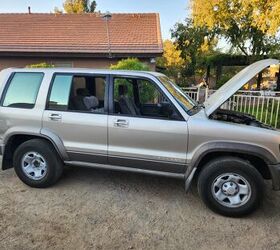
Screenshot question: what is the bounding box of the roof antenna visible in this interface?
[102,11,112,19]
[102,11,112,59]
[28,6,31,14]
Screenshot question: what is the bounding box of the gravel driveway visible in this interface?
[1,164,280,250]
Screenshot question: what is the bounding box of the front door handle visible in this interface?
[114,119,129,128]
[48,113,62,121]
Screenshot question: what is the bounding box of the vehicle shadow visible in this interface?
[58,165,195,202]
[58,166,280,219]
[61,166,185,192]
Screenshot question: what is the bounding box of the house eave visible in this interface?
[0,51,163,59]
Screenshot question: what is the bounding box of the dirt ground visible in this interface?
[1,164,280,250]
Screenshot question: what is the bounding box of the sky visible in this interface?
[0,0,189,39]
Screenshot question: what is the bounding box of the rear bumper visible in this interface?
[268,164,280,191]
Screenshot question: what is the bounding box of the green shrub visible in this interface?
[26,62,54,68]
[110,58,150,71]
[110,58,154,103]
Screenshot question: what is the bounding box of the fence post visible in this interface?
[205,87,209,101]
[197,87,200,102]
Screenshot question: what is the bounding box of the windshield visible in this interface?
[158,76,197,112]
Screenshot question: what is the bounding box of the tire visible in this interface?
[197,157,264,217]
[13,139,63,188]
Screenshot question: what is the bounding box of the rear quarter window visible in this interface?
[2,72,44,109]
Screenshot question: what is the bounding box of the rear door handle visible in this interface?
[48,113,62,121]
[114,119,129,128]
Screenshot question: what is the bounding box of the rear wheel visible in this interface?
[13,139,63,188]
[197,157,264,217]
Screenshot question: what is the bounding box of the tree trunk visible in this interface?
[215,65,222,86]
[257,71,263,90]
[206,65,210,87]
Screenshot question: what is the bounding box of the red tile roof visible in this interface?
[0,13,163,55]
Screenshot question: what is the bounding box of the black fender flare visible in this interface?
[184,141,278,191]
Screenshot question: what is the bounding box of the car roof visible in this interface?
[3,67,165,78]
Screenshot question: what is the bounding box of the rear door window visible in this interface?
[2,72,44,109]
[48,75,73,111]
[47,74,107,113]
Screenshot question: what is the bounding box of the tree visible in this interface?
[160,40,187,68]
[171,18,217,78]
[56,0,97,14]
[248,0,280,35]
[191,0,280,56]
[157,40,190,81]
[89,1,97,12]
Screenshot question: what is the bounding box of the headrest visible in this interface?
[83,96,99,110]
[118,85,128,96]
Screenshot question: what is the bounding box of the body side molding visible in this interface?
[65,161,185,179]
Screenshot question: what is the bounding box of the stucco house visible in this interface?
[0,12,163,70]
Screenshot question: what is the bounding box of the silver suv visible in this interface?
[0,59,279,217]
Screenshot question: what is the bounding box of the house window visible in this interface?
[51,62,73,68]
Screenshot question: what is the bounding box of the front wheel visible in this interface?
[197,157,264,217]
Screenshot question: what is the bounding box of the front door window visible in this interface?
[112,77,182,120]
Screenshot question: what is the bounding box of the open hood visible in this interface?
[204,59,280,116]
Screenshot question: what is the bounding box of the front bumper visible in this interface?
[268,164,280,191]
